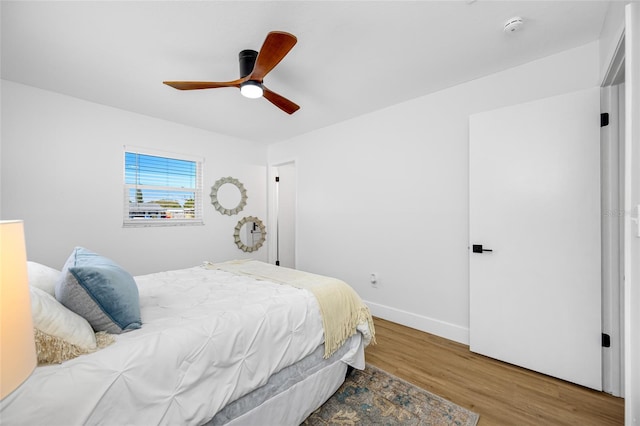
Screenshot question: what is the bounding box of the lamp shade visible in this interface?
[0,220,36,399]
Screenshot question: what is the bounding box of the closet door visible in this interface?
[469,88,602,390]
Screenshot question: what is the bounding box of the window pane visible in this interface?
[125,152,196,189]
[124,149,202,226]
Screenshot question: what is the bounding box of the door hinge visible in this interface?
[275,176,280,182]
[601,112,610,127]
[602,333,611,348]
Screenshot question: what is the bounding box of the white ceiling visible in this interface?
[1,1,612,144]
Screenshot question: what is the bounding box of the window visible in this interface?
[123,147,203,227]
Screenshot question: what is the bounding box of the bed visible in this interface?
[0,249,375,426]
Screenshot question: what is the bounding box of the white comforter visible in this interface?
[1,266,338,425]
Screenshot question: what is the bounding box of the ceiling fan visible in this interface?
[163,31,300,115]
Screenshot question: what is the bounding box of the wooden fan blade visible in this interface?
[263,87,300,115]
[249,31,297,81]
[163,78,245,90]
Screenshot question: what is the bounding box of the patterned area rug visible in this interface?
[302,364,479,426]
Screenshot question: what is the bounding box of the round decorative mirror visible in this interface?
[210,177,247,216]
[234,216,266,253]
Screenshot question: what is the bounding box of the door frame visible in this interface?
[601,30,625,398]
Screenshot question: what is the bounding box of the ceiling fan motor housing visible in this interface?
[239,49,258,78]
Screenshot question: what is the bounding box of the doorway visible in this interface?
[601,42,625,397]
[269,161,296,268]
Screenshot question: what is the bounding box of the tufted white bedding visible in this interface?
[0,265,353,426]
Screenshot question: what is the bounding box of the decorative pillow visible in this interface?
[33,328,114,365]
[27,261,61,296]
[30,286,96,349]
[55,247,142,334]
[30,286,104,364]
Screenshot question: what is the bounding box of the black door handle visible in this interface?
[472,244,493,253]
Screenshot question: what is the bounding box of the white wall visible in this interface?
[1,80,268,275]
[268,42,601,344]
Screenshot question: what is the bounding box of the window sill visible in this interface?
[123,220,204,228]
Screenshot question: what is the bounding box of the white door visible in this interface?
[624,2,640,421]
[276,163,296,268]
[469,87,602,390]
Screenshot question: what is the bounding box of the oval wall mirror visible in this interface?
[234,216,266,253]
[210,177,247,216]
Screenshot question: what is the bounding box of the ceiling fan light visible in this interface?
[240,81,263,99]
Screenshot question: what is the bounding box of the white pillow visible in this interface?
[30,286,96,350]
[27,261,60,296]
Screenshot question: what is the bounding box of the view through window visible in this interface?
[124,148,203,226]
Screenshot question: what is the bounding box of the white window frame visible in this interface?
[123,146,204,227]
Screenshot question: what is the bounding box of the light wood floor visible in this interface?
[364,317,624,425]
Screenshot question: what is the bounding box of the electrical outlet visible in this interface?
[370,273,378,287]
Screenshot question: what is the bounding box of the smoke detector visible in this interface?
[504,17,524,33]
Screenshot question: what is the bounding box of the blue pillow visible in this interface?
[55,247,141,334]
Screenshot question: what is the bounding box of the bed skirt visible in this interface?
[206,333,364,425]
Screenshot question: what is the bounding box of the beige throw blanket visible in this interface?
[206,260,375,358]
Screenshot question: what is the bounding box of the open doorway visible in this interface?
[269,161,296,268]
[601,34,625,398]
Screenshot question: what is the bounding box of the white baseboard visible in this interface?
[364,300,469,345]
